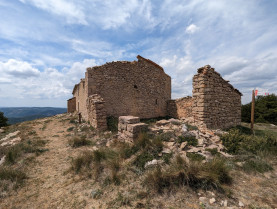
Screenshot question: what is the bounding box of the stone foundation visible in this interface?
[118,116,148,143]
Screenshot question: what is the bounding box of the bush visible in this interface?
[72,151,94,173]
[69,136,91,148]
[221,128,277,155]
[107,116,118,133]
[177,135,198,146]
[0,112,8,128]
[242,158,273,173]
[241,94,277,125]
[144,156,232,193]
[0,167,27,185]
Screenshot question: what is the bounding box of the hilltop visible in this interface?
[0,114,276,208]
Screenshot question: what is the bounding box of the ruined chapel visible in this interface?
[68,55,242,130]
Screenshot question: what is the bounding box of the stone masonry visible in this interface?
[192,65,242,129]
[118,116,148,143]
[68,55,242,130]
[86,94,107,130]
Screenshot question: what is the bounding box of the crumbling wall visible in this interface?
[167,96,194,118]
[67,97,76,113]
[86,55,171,119]
[73,79,88,120]
[192,65,241,129]
[86,94,107,130]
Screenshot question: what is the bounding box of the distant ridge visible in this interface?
[0,107,67,124]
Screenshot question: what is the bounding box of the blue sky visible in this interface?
[0,0,277,107]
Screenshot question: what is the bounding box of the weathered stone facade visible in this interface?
[67,97,76,113]
[68,55,242,130]
[192,65,242,129]
[167,96,194,119]
[70,55,171,130]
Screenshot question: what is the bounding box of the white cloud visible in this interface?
[0,59,40,78]
[185,24,199,34]
[19,0,87,24]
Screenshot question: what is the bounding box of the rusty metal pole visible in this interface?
[251,90,255,132]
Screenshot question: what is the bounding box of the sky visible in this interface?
[0,0,277,107]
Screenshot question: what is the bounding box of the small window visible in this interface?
[155,99,158,105]
[134,85,138,89]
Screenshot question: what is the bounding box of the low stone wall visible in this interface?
[118,116,148,143]
[86,94,107,130]
[67,97,76,113]
[167,96,194,119]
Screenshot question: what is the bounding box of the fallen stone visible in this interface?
[144,159,164,169]
[0,129,4,133]
[156,120,170,126]
[187,147,201,153]
[169,118,182,125]
[119,116,140,124]
[209,198,216,204]
[127,123,148,134]
[0,156,6,166]
[199,197,207,203]
[219,151,233,158]
[181,124,188,132]
[0,131,20,142]
[180,141,187,150]
[164,141,175,148]
[162,148,172,154]
[1,137,22,146]
[238,201,244,207]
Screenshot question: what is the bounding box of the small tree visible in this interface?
[0,111,8,128]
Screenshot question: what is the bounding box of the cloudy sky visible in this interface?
[0,0,277,107]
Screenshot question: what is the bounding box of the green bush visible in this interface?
[0,112,8,128]
[221,128,277,155]
[107,116,118,133]
[242,158,273,173]
[0,167,27,184]
[241,94,277,125]
[144,156,232,193]
[177,135,198,146]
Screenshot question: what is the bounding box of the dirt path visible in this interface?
[0,117,93,209]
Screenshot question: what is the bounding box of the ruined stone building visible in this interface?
[68,55,242,130]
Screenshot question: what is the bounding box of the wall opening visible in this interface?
[155,99,158,105]
[134,85,138,89]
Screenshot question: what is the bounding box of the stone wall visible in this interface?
[73,79,89,120]
[86,94,107,130]
[192,65,242,129]
[167,96,194,119]
[67,97,76,113]
[86,55,171,119]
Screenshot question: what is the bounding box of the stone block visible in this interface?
[119,116,140,124]
[127,123,148,133]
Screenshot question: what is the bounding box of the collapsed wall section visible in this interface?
[167,96,194,119]
[86,94,107,130]
[86,56,171,119]
[192,65,242,129]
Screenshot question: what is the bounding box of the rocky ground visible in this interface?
[0,114,276,209]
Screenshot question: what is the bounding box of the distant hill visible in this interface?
[0,107,67,124]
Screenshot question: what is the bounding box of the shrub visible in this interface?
[187,153,205,161]
[67,127,74,132]
[133,151,154,170]
[0,112,8,128]
[107,116,118,133]
[69,136,91,148]
[144,156,232,193]
[177,135,198,146]
[72,151,94,173]
[242,158,273,173]
[0,167,27,185]
[221,128,277,155]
